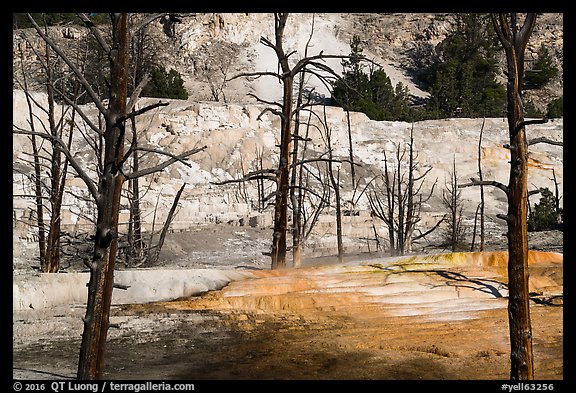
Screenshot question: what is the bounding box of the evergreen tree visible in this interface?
[424,14,506,118]
[546,96,563,118]
[524,43,559,88]
[331,36,413,121]
[142,66,188,100]
[523,99,544,118]
[528,187,562,231]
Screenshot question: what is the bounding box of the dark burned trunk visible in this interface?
[270,14,292,270]
[506,119,533,380]
[492,13,537,381]
[271,74,293,269]
[77,13,129,380]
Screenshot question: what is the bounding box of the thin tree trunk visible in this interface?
[346,110,356,190]
[403,124,416,254]
[153,183,185,263]
[271,75,293,269]
[44,34,62,273]
[78,13,129,380]
[130,117,143,259]
[492,13,536,381]
[325,121,343,263]
[31,134,47,268]
[290,68,306,268]
[18,45,47,269]
[470,203,481,251]
[270,14,292,270]
[478,118,486,251]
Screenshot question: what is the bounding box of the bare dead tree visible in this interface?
[150,183,186,264]
[289,16,315,268]
[195,42,238,102]
[442,155,466,251]
[322,108,344,262]
[368,124,444,255]
[228,13,349,269]
[474,118,486,251]
[460,13,541,380]
[492,13,539,380]
[15,22,81,274]
[15,13,206,380]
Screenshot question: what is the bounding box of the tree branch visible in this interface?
[127,73,151,112]
[211,168,277,186]
[123,146,207,180]
[118,101,169,125]
[515,117,548,133]
[458,178,509,196]
[527,137,563,147]
[413,214,447,241]
[27,14,108,118]
[13,127,100,201]
[76,13,111,53]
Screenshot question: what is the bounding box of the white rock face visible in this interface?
[12,88,563,258]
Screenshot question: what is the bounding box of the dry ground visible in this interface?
[12,229,564,382]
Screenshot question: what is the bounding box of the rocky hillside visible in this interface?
[12,13,564,263]
[12,89,563,262]
[13,13,563,109]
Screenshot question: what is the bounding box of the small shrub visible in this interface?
[524,43,559,89]
[546,96,563,118]
[142,66,188,100]
[528,187,562,231]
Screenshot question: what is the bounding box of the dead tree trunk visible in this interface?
[269,13,293,270]
[229,13,346,269]
[442,155,465,251]
[22,13,203,380]
[77,13,130,380]
[272,72,294,269]
[401,124,416,254]
[325,123,344,263]
[492,13,537,381]
[151,183,186,264]
[346,110,356,190]
[477,118,486,251]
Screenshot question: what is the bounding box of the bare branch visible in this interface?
[413,214,447,241]
[27,14,107,117]
[76,13,111,53]
[211,168,277,186]
[131,13,167,35]
[293,156,362,168]
[13,127,100,201]
[527,137,563,147]
[48,83,103,136]
[127,72,151,112]
[118,101,169,124]
[496,213,513,223]
[228,70,282,82]
[528,188,541,197]
[123,146,208,180]
[515,118,548,133]
[458,178,509,196]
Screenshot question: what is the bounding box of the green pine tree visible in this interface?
[424,14,506,119]
[525,43,559,88]
[331,35,414,121]
[546,96,563,118]
[528,187,561,231]
[143,66,188,100]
